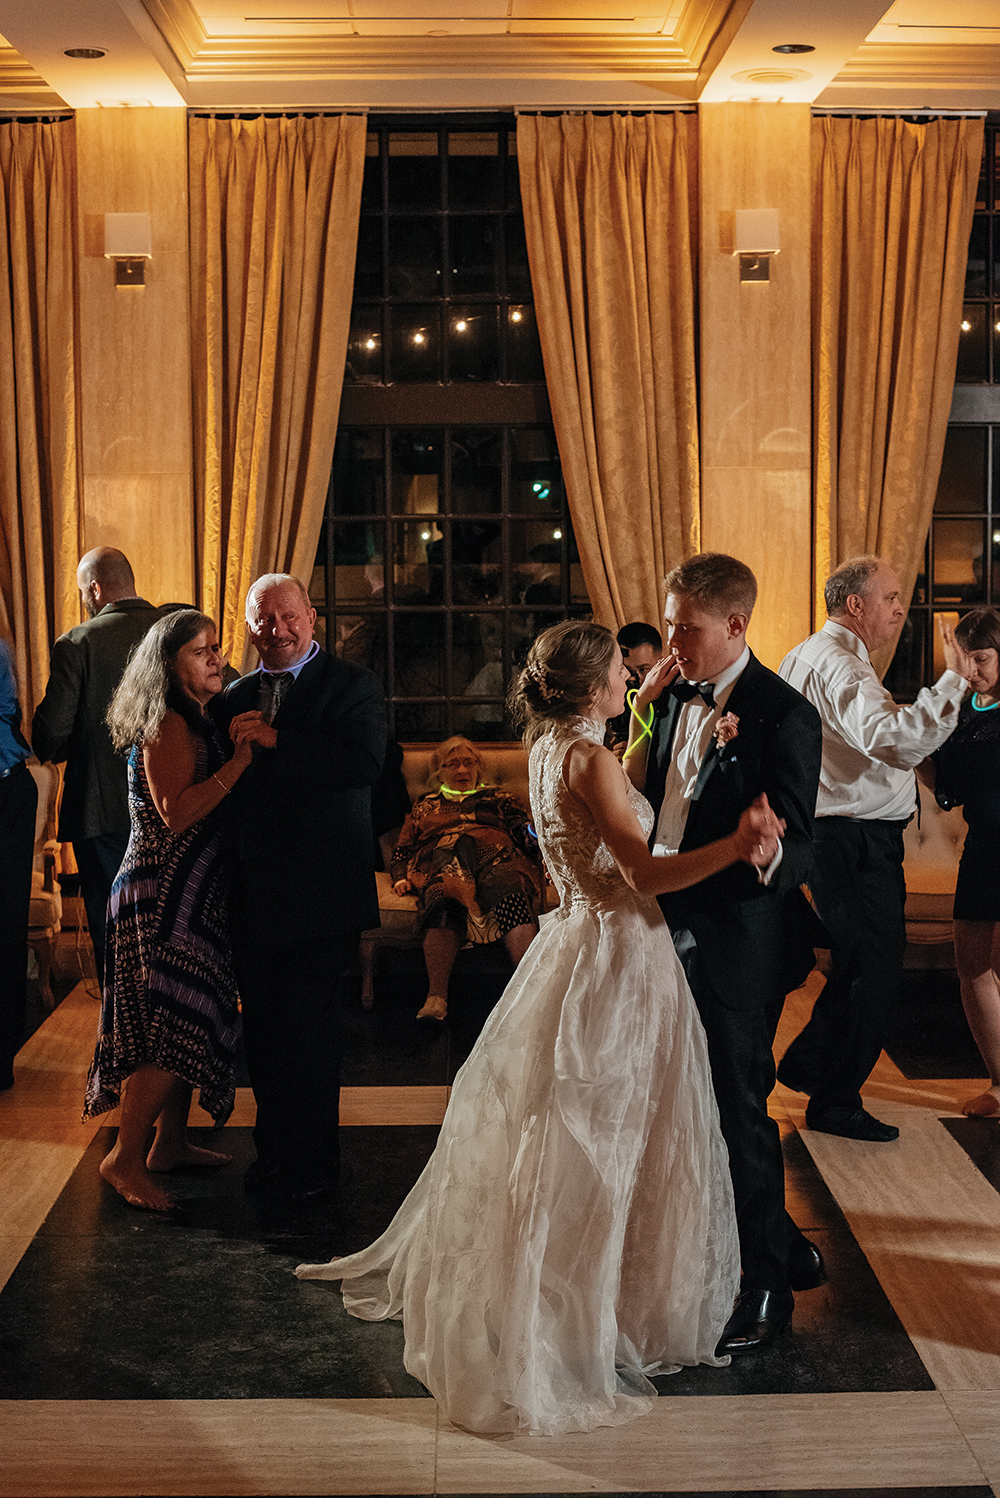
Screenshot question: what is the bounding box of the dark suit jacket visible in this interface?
[211,648,387,942]
[32,599,163,843]
[645,652,822,1009]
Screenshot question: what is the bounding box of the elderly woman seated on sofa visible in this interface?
[390,736,544,1022]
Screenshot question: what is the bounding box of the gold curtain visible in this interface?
[189,113,366,668]
[813,114,984,668]
[0,117,81,719]
[517,112,699,632]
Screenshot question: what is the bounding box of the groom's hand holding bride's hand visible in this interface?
[735,793,785,867]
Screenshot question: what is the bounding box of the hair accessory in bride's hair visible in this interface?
[528,662,561,703]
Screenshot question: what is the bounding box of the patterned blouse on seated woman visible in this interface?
[389,736,543,1022]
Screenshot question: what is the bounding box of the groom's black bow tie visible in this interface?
[671,680,716,708]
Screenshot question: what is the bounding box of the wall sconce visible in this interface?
[734,209,779,283]
[104,213,151,287]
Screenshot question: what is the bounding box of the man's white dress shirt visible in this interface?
[653,647,749,854]
[778,619,966,821]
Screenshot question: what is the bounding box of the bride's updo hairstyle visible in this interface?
[510,620,616,746]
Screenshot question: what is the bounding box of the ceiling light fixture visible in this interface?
[773,43,814,54]
[64,47,107,59]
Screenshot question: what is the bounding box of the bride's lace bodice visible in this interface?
[529,717,654,912]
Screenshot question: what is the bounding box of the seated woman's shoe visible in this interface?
[962,1090,1000,1118]
[416,995,448,1022]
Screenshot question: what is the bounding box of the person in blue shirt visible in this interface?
[0,635,36,1090]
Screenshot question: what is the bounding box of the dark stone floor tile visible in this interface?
[886,971,987,1080]
[780,1120,848,1233]
[0,1127,435,1401]
[942,1115,1000,1196]
[342,944,509,1087]
[654,1223,933,1397]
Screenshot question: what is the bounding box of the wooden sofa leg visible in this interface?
[360,931,377,1011]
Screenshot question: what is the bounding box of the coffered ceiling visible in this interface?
[0,0,996,112]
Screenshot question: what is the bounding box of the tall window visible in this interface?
[311,116,588,740]
[887,116,1000,697]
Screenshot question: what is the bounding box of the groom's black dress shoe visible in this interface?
[805,1106,899,1142]
[716,1287,794,1356]
[788,1237,826,1291]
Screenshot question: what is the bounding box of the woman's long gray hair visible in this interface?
[107,609,216,750]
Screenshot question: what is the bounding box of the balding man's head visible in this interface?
[245,574,316,671]
[77,548,137,618]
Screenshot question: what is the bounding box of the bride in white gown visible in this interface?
[297,621,783,1436]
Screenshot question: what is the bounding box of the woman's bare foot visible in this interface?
[415,994,448,1022]
[100,1153,175,1211]
[146,1141,233,1172]
[962,1089,1000,1118]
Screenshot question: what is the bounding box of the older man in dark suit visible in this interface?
[626,553,823,1355]
[212,573,386,1228]
[32,548,163,990]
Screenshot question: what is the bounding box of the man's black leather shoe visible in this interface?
[805,1107,899,1142]
[788,1237,826,1291]
[716,1287,794,1357]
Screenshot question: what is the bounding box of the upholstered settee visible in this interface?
[900,779,967,964]
[361,746,968,1006]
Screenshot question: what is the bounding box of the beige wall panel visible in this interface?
[75,109,194,608]
[701,467,811,670]
[84,473,195,608]
[699,103,813,660]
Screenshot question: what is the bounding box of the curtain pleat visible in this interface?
[812,114,983,671]
[189,114,366,668]
[0,117,81,719]
[517,112,699,632]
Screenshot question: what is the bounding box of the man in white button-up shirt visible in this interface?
[778,555,972,1143]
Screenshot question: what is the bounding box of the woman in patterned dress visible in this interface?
[84,610,253,1211]
[390,736,543,1022]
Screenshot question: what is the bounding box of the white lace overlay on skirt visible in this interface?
[296,717,739,1436]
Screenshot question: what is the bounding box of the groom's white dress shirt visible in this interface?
[653,646,749,855]
[778,619,966,821]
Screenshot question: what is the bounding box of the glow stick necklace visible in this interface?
[622,688,654,759]
[440,782,486,798]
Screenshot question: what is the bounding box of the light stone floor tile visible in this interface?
[943,1390,1000,1496]
[0,1398,438,1497]
[789,1096,1000,1389]
[0,1237,33,1295]
[226,1085,450,1129]
[435,1390,990,1493]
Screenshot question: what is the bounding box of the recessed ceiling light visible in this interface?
[64,47,107,59]
[773,43,814,54]
[732,68,811,84]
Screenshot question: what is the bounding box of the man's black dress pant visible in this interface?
[0,764,37,1088]
[779,816,907,1117]
[234,932,360,1200]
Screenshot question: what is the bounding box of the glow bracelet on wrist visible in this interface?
[622,688,654,759]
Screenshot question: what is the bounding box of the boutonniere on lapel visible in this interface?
[714,712,740,751]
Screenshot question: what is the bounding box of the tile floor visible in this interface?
[1,958,999,1497]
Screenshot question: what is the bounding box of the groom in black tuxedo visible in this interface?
[626,553,823,1354]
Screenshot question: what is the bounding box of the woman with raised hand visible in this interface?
[925,607,1000,1118]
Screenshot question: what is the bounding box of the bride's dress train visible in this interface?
[297,717,739,1436]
